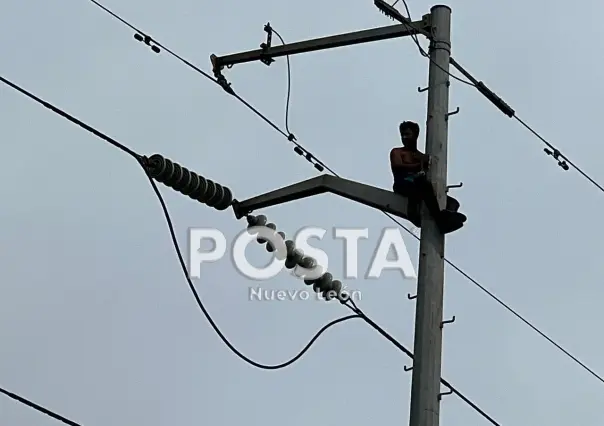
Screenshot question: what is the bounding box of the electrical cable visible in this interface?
[513,116,604,193]
[0,74,361,375]
[271,28,293,135]
[87,0,336,173]
[393,0,604,194]
[146,171,362,369]
[344,300,501,426]
[0,386,82,426]
[0,75,140,161]
[389,0,474,86]
[84,0,604,389]
[385,1,604,382]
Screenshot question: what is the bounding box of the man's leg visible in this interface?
[414,177,441,217]
[393,181,415,196]
[393,181,421,227]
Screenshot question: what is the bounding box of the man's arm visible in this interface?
[390,148,405,167]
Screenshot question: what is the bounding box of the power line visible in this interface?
[270,27,294,135]
[513,116,604,192]
[146,168,363,369]
[83,0,604,388]
[88,0,336,174]
[244,209,501,424]
[0,385,82,426]
[387,0,604,381]
[381,0,475,87]
[0,75,140,160]
[390,0,604,195]
[0,72,499,426]
[346,300,501,426]
[0,74,361,374]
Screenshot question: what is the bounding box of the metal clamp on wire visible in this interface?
[210,54,235,95]
[293,145,325,172]
[134,33,160,53]
[544,147,569,170]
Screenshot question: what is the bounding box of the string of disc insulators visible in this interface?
[144,154,234,211]
[246,214,350,302]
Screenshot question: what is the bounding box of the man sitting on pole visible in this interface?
[390,121,466,234]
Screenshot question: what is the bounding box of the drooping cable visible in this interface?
[271,28,294,136]
[0,74,360,374]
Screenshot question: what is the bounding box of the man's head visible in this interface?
[399,121,420,149]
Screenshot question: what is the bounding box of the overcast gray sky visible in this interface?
[1,0,604,425]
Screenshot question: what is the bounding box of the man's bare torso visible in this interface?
[391,147,428,172]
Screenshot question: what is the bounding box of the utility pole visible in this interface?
[210,5,462,426]
[409,6,451,426]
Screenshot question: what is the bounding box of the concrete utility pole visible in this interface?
[210,5,462,426]
[409,6,451,426]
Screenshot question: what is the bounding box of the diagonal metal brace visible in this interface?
[231,174,420,224]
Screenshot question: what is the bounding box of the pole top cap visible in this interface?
[430,4,451,12]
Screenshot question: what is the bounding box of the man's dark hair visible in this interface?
[399,121,420,138]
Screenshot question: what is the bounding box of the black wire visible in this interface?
[0,75,140,160]
[396,0,604,194]
[86,0,340,177]
[397,0,604,194]
[392,0,474,86]
[271,28,293,135]
[513,116,604,193]
[93,0,604,199]
[0,386,82,426]
[145,171,362,369]
[0,75,361,376]
[384,208,604,385]
[84,0,604,394]
[87,0,215,83]
[344,301,501,426]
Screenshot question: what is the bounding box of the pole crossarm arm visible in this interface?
[232,174,418,222]
[211,18,430,73]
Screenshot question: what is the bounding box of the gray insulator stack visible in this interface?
[145,154,233,210]
[246,214,349,302]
